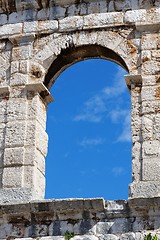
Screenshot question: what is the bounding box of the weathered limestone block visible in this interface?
[5,121,26,148]
[141,33,160,50]
[25,119,48,156]
[4,147,25,167]
[124,9,147,24]
[59,16,83,32]
[83,12,124,29]
[142,157,160,181]
[2,166,24,188]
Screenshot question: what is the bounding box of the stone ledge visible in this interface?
[1,197,160,219]
[25,83,54,104]
[0,198,105,215]
[1,197,160,238]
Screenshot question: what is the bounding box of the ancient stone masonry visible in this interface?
[0,0,160,239]
[1,198,160,239]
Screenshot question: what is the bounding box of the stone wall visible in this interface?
[0,0,159,203]
[1,198,160,239]
[0,0,160,239]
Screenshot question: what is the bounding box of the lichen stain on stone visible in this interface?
[127,40,137,54]
[155,86,160,99]
[132,86,141,94]
[142,56,150,63]
[30,65,42,78]
[155,76,160,83]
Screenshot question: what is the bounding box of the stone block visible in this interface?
[141,100,157,115]
[49,6,66,19]
[23,21,38,33]
[88,2,100,14]
[83,12,124,29]
[0,55,9,80]
[143,157,160,181]
[0,124,6,149]
[9,86,26,99]
[142,140,160,156]
[12,45,31,61]
[24,147,45,174]
[141,115,153,140]
[25,120,48,156]
[19,60,29,74]
[0,100,7,123]
[0,187,34,204]
[99,1,107,13]
[142,33,160,50]
[2,166,23,187]
[38,20,58,34]
[5,121,26,148]
[27,94,47,127]
[142,75,158,86]
[142,60,160,75]
[7,98,27,121]
[4,147,25,166]
[23,165,45,198]
[129,181,160,198]
[124,9,146,24]
[0,23,22,39]
[37,8,50,21]
[96,222,114,235]
[141,86,156,101]
[11,61,19,75]
[153,113,160,140]
[59,16,83,32]
[0,14,7,26]
[67,4,80,16]
[34,44,56,67]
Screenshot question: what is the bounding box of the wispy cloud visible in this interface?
[64,152,70,158]
[117,113,131,142]
[79,137,105,148]
[109,109,131,142]
[73,66,131,143]
[73,66,127,123]
[73,95,107,123]
[112,167,125,177]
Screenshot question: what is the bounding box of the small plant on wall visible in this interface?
[64,231,75,240]
[144,233,158,240]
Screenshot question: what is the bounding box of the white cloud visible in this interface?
[73,66,127,123]
[109,109,129,124]
[79,137,105,147]
[112,167,125,177]
[73,95,107,123]
[64,152,70,158]
[102,66,127,97]
[117,113,131,142]
[73,65,131,142]
[109,109,131,142]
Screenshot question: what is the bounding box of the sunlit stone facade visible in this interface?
[0,0,160,239]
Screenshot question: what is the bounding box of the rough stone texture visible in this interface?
[0,0,159,201]
[0,198,160,239]
[0,0,160,238]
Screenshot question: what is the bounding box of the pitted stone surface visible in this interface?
[0,0,159,226]
[0,198,160,239]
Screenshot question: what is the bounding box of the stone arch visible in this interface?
[44,44,129,89]
[32,29,139,89]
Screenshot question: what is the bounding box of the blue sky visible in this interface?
[45,59,132,200]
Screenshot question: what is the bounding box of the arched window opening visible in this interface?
[45,59,131,200]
